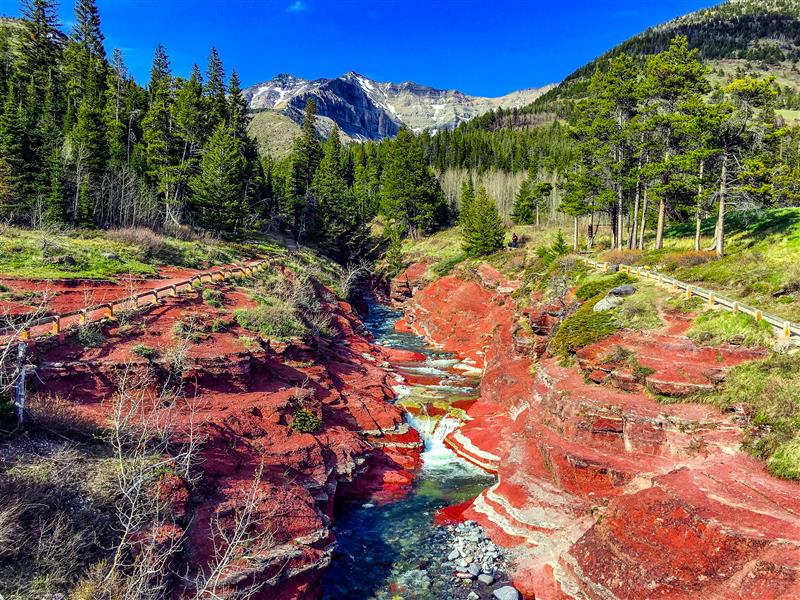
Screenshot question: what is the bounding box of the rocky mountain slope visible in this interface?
[244,71,552,141]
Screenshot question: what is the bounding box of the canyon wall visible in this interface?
[399,264,800,599]
[29,272,422,598]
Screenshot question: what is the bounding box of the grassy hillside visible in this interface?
[536,0,800,108]
[597,208,800,321]
[248,109,302,158]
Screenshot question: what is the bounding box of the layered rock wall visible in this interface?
[399,263,800,599]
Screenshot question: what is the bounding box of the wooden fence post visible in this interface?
[52,317,60,334]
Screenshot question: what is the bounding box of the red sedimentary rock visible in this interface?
[403,264,800,599]
[24,273,423,598]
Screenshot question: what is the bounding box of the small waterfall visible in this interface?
[422,414,463,471]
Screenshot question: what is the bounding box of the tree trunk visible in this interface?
[629,177,640,250]
[588,211,595,250]
[655,197,666,249]
[694,159,704,252]
[716,157,727,258]
[573,216,579,251]
[536,205,540,227]
[638,186,648,250]
[617,185,624,250]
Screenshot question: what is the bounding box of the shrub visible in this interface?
[432,252,468,277]
[172,315,209,342]
[536,230,571,265]
[575,273,636,301]
[662,250,716,270]
[291,408,322,433]
[131,344,158,359]
[234,303,304,340]
[238,335,258,351]
[551,296,619,356]
[75,323,106,348]
[600,249,642,266]
[202,288,223,307]
[107,227,169,261]
[687,310,772,347]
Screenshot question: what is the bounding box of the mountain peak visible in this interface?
[244,71,551,141]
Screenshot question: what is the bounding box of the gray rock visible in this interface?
[493,586,520,600]
[101,252,121,260]
[448,549,461,561]
[46,255,76,266]
[478,573,495,585]
[468,563,481,577]
[608,284,636,297]
[593,295,624,312]
[467,593,480,600]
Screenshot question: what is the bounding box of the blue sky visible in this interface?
[1,0,716,96]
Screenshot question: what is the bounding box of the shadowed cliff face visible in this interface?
[394,262,800,600]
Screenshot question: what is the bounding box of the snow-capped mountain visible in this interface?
[243,71,553,141]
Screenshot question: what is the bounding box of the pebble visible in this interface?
[467,593,480,600]
[493,585,521,600]
[448,549,460,561]
[478,573,495,585]
[468,563,481,577]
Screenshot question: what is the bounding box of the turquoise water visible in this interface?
[322,298,495,600]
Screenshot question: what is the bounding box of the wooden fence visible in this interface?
[578,256,800,339]
[5,259,269,343]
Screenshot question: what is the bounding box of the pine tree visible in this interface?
[77,175,94,226]
[380,129,448,238]
[72,0,105,59]
[205,47,227,130]
[458,176,475,225]
[461,185,505,257]
[104,49,129,166]
[309,127,367,260]
[190,123,247,233]
[142,45,177,224]
[0,79,27,218]
[19,0,62,91]
[385,220,404,277]
[512,179,553,225]
[285,99,322,240]
[227,70,250,141]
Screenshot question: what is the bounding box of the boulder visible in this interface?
[493,585,520,600]
[593,295,624,312]
[608,284,636,297]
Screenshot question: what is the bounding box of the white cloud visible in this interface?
[286,1,308,13]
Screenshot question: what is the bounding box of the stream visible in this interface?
[322,298,496,599]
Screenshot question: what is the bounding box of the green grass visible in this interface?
[234,302,305,340]
[0,227,249,279]
[575,272,636,301]
[686,310,772,347]
[611,285,664,331]
[608,208,800,321]
[692,353,800,479]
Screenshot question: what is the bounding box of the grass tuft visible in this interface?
[687,310,772,347]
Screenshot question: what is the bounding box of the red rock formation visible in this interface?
[25,272,423,599]
[403,263,800,599]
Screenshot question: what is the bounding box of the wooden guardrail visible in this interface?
[5,259,270,343]
[578,256,800,339]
